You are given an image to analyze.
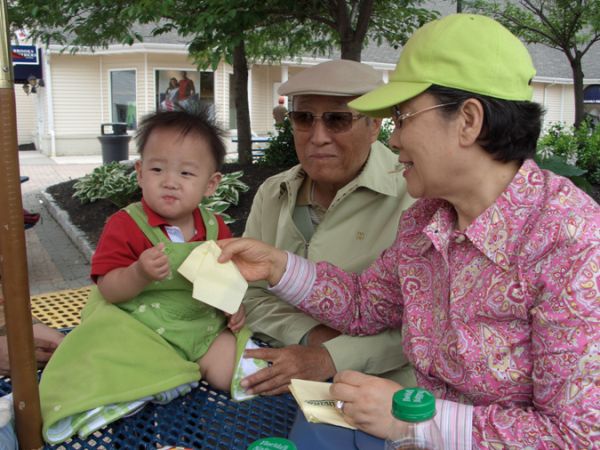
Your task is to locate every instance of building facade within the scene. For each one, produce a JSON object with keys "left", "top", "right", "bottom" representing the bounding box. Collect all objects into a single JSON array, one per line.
[{"left": 13, "top": 28, "right": 600, "bottom": 157}]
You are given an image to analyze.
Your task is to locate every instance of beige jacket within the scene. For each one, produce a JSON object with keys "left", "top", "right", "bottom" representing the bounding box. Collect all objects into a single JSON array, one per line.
[{"left": 243, "top": 141, "right": 416, "bottom": 385}]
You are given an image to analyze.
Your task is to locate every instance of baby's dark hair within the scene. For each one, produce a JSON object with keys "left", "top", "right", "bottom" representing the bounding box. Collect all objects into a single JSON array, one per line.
[{"left": 135, "top": 103, "right": 226, "bottom": 170}]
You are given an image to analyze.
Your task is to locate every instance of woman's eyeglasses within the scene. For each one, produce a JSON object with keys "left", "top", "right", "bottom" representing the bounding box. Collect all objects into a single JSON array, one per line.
[
  {"left": 288, "top": 111, "right": 365, "bottom": 133},
  {"left": 391, "top": 102, "right": 457, "bottom": 128}
]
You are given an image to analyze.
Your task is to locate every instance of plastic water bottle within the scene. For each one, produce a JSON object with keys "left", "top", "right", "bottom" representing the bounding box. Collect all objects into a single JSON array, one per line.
[{"left": 384, "top": 387, "right": 444, "bottom": 450}]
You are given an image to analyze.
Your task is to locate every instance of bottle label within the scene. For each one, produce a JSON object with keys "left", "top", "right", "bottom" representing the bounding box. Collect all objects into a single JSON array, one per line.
[{"left": 248, "top": 437, "right": 297, "bottom": 450}]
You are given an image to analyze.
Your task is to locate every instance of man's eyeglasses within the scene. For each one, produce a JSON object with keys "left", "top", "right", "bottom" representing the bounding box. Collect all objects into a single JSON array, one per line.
[
  {"left": 391, "top": 102, "right": 457, "bottom": 128},
  {"left": 288, "top": 111, "right": 365, "bottom": 133}
]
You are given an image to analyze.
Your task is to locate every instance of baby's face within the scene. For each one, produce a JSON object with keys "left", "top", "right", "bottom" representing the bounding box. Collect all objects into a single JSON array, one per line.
[{"left": 135, "top": 127, "right": 220, "bottom": 229}]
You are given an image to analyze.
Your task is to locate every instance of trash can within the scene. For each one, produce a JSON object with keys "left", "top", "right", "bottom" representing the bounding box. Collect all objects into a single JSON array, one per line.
[{"left": 98, "top": 123, "right": 131, "bottom": 164}]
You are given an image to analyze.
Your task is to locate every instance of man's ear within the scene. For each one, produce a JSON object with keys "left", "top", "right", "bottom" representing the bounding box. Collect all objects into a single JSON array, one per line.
[
  {"left": 457, "top": 99, "right": 484, "bottom": 147},
  {"left": 369, "top": 118, "right": 382, "bottom": 143},
  {"left": 204, "top": 172, "right": 222, "bottom": 197}
]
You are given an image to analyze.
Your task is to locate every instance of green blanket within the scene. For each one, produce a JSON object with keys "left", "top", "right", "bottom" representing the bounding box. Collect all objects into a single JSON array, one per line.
[{"left": 40, "top": 287, "right": 200, "bottom": 440}]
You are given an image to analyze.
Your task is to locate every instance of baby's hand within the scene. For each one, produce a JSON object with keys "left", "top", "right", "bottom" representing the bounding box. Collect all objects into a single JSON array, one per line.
[
  {"left": 226, "top": 304, "right": 246, "bottom": 333},
  {"left": 136, "top": 243, "right": 170, "bottom": 281}
]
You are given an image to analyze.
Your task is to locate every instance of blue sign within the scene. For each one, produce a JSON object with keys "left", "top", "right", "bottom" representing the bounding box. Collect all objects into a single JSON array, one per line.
[
  {"left": 11, "top": 45, "right": 39, "bottom": 65},
  {"left": 11, "top": 45, "right": 43, "bottom": 84}
]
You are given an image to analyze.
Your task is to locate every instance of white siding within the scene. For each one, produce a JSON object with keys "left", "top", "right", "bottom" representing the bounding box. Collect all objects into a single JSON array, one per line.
[
  {"left": 14, "top": 86, "right": 37, "bottom": 146},
  {"left": 37, "top": 52, "right": 231, "bottom": 155},
  {"left": 51, "top": 54, "right": 103, "bottom": 136},
  {"left": 251, "top": 64, "right": 281, "bottom": 135},
  {"left": 23, "top": 49, "right": 584, "bottom": 156},
  {"left": 214, "top": 61, "right": 231, "bottom": 129},
  {"left": 533, "top": 81, "right": 576, "bottom": 131}
]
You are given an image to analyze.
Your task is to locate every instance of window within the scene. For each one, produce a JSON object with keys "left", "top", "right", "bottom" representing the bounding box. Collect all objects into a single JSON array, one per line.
[
  {"left": 110, "top": 70, "right": 136, "bottom": 129},
  {"left": 199, "top": 72, "right": 214, "bottom": 104},
  {"left": 155, "top": 70, "right": 214, "bottom": 113}
]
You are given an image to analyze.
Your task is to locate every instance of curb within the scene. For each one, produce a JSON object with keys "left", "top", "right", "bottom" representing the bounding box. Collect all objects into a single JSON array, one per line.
[{"left": 41, "top": 189, "right": 95, "bottom": 263}]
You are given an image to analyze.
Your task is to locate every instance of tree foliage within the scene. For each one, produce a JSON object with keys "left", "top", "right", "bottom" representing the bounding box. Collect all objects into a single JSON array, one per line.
[
  {"left": 465, "top": 0, "right": 600, "bottom": 128},
  {"left": 9, "top": 0, "right": 436, "bottom": 163}
]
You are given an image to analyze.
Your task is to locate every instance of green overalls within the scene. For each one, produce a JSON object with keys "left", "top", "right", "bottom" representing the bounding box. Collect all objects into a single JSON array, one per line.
[{"left": 86, "top": 202, "right": 227, "bottom": 362}]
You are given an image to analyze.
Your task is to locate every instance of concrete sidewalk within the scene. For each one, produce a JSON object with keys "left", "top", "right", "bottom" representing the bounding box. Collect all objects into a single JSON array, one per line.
[{"left": 18, "top": 151, "right": 103, "bottom": 295}]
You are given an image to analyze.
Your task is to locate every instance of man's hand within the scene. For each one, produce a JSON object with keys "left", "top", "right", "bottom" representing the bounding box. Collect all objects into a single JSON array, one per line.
[
  {"left": 0, "top": 323, "right": 64, "bottom": 376},
  {"left": 0, "top": 336, "right": 57, "bottom": 375},
  {"left": 241, "top": 345, "right": 336, "bottom": 396},
  {"left": 33, "top": 337, "right": 60, "bottom": 368},
  {"left": 32, "top": 323, "right": 63, "bottom": 368}
]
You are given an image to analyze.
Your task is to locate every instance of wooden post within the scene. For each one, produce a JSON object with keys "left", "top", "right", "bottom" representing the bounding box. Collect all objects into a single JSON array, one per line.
[{"left": 0, "top": 0, "right": 44, "bottom": 448}]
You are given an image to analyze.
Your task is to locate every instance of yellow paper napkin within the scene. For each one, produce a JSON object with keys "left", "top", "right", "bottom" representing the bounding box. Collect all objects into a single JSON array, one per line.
[
  {"left": 177, "top": 240, "right": 248, "bottom": 314},
  {"left": 289, "top": 379, "right": 356, "bottom": 430}
]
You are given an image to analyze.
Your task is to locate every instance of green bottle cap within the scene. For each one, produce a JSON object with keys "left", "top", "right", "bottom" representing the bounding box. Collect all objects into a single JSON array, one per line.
[
  {"left": 247, "top": 437, "right": 297, "bottom": 450},
  {"left": 391, "top": 387, "right": 436, "bottom": 422}
]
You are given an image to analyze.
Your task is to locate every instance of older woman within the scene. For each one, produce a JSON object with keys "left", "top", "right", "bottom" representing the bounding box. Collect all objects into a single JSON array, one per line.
[{"left": 219, "top": 14, "right": 599, "bottom": 449}]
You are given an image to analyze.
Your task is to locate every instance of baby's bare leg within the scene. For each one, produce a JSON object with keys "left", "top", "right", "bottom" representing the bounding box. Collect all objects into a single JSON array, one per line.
[{"left": 197, "top": 330, "right": 236, "bottom": 391}]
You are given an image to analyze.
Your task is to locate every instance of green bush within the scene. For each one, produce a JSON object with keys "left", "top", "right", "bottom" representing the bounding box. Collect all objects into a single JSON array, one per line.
[
  {"left": 537, "top": 119, "right": 600, "bottom": 189},
  {"left": 73, "top": 162, "right": 138, "bottom": 208},
  {"left": 201, "top": 171, "right": 249, "bottom": 223},
  {"left": 260, "top": 118, "right": 298, "bottom": 168},
  {"left": 73, "top": 164, "right": 249, "bottom": 223},
  {"left": 377, "top": 118, "right": 394, "bottom": 148}
]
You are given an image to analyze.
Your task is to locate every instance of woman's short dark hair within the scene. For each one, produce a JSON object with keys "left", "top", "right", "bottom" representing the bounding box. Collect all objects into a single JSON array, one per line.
[
  {"left": 425, "top": 85, "right": 544, "bottom": 163},
  {"left": 135, "top": 102, "right": 226, "bottom": 170}
]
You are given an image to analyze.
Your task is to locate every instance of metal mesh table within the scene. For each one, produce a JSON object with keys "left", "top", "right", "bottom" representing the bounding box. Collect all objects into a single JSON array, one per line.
[
  {"left": 1, "top": 287, "right": 298, "bottom": 449},
  {"left": 1, "top": 377, "right": 297, "bottom": 449}
]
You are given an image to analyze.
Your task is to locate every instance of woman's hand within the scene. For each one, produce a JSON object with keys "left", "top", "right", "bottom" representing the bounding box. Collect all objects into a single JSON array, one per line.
[
  {"left": 330, "top": 370, "right": 403, "bottom": 439},
  {"left": 217, "top": 238, "right": 288, "bottom": 286}
]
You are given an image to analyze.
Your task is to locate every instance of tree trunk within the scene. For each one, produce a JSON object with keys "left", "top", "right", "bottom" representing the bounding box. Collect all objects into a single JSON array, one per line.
[
  {"left": 571, "top": 54, "right": 585, "bottom": 128},
  {"left": 337, "top": 0, "right": 372, "bottom": 62},
  {"left": 232, "top": 41, "right": 252, "bottom": 165},
  {"left": 340, "top": 39, "right": 362, "bottom": 61}
]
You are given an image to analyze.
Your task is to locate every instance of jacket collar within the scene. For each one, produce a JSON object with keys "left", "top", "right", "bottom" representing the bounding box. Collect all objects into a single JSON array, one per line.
[
  {"left": 466, "top": 159, "right": 541, "bottom": 270},
  {"left": 422, "top": 159, "right": 542, "bottom": 271}
]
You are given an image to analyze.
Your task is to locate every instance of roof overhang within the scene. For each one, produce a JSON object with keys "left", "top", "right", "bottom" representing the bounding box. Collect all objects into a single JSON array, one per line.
[{"left": 47, "top": 42, "right": 189, "bottom": 55}]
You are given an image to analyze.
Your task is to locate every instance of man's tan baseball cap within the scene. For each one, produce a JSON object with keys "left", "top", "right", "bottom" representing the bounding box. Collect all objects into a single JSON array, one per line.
[{"left": 278, "top": 60, "right": 382, "bottom": 97}]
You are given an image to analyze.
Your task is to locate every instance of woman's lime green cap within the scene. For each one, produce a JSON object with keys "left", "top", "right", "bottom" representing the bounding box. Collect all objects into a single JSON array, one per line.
[{"left": 349, "top": 14, "right": 536, "bottom": 117}]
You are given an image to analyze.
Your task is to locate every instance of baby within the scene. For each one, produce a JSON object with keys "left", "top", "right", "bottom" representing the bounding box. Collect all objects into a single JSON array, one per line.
[{"left": 91, "top": 106, "right": 251, "bottom": 391}]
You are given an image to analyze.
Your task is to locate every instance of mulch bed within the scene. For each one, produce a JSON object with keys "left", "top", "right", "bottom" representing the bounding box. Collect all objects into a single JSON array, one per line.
[
  {"left": 45, "top": 163, "right": 284, "bottom": 246},
  {"left": 45, "top": 161, "right": 600, "bottom": 248}
]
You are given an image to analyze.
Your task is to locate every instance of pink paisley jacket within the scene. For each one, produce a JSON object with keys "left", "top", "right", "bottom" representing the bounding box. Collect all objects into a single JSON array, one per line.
[{"left": 273, "top": 159, "right": 599, "bottom": 448}]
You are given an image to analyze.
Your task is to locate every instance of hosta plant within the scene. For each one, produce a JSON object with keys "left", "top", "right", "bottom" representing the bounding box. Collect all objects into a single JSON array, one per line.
[
  {"left": 201, "top": 171, "right": 249, "bottom": 223},
  {"left": 73, "top": 164, "right": 249, "bottom": 223},
  {"left": 72, "top": 162, "right": 138, "bottom": 208}
]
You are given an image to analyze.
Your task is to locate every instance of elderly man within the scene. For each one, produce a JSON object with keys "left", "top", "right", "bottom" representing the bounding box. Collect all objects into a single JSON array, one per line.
[{"left": 239, "top": 60, "right": 415, "bottom": 396}]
